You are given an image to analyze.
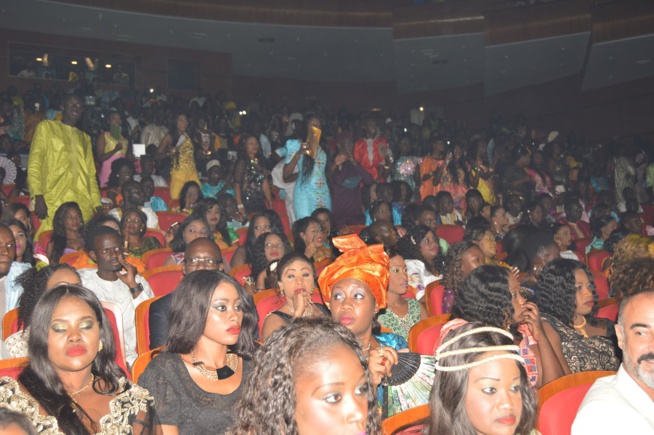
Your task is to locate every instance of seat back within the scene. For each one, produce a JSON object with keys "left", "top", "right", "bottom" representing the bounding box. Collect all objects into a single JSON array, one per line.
[
  {"left": 221, "top": 245, "right": 239, "bottom": 266},
  {"left": 574, "top": 238, "right": 591, "bottom": 258},
  {"left": 155, "top": 211, "right": 189, "bottom": 231},
  {"left": 407, "top": 314, "right": 451, "bottom": 354},
  {"left": 141, "top": 266, "right": 184, "bottom": 297},
  {"left": 381, "top": 404, "right": 430, "bottom": 435},
  {"left": 101, "top": 302, "right": 130, "bottom": 378},
  {"left": 314, "top": 257, "right": 332, "bottom": 276},
  {"left": 37, "top": 229, "right": 54, "bottom": 249},
  {"left": 255, "top": 293, "right": 285, "bottom": 336},
  {"left": 596, "top": 298, "right": 619, "bottom": 322},
  {"left": 435, "top": 224, "right": 465, "bottom": 245},
  {"left": 538, "top": 371, "right": 615, "bottom": 435},
  {"left": 587, "top": 250, "right": 610, "bottom": 273},
  {"left": 236, "top": 227, "right": 248, "bottom": 247},
  {"left": 142, "top": 247, "right": 174, "bottom": 270},
  {"left": 135, "top": 296, "right": 165, "bottom": 355},
  {"left": 347, "top": 224, "right": 366, "bottom": 236},
  {"left": 424, "top": 281, "right": 445, "bottom": 316},
  {"left": 145, "top": 228, "right": 166, "bottom": 246},
  {"left": 591, "top": 270, "right": 609, "bottom": 300},
  {"left": 132, "top": 347, "right": 164, "bottom": 383},
  {"left": 0, "top": 357, "right": 29, "bottom": 380},
  {"left": 153, "top": 187, "right": 171, "bottom": 206},
  {"left": 230, "top": 263, "right": 252, "bottom": 286},
  {"left": 2, "top": 307, "right": 20, "bottom": 340}
]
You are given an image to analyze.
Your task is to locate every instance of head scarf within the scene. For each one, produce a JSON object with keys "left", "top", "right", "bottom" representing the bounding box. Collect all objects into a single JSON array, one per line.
[{"left": 318, "top": 234, "right": 390, "bottom": 309}]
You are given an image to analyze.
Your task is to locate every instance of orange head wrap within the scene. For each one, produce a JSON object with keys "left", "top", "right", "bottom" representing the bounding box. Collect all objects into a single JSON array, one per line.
[{"left": 318, "top": 234, "right": 390, "bottom": 309}]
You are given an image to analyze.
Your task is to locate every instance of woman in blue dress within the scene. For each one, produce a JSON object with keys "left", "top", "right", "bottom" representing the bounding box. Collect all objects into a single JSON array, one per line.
[
  {"left": 282, "top": 116, "right": 331, "bottom": 220},
  {"left": 318, "top": 234, "right": 409, "bottom": 407}
]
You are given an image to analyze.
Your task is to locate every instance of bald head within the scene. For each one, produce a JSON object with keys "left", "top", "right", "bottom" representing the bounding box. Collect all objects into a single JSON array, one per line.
[
  {"left": 183, "top": 238, "right": 223, "bottom": 274},
  {"left": 369, "top": 220, "right": 398, "bottom": 248}
]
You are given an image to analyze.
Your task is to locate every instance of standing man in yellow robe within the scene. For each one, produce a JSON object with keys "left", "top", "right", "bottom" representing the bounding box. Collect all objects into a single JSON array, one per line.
[{"left": 28, "top": 94, "right": 102, "bottom": 237}]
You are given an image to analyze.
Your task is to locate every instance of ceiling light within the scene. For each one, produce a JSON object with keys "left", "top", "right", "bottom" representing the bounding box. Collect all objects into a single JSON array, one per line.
[
  {"left": 36, "top": 57, "right": 42, "bottom": 62},
  {"left": 105, "top": 64, "right": 112, "bottom": 68},
  {"left": 419, "top": 106, "right": 424, "bottom": 112},
  {"left": 71, "top": 60, "right": 78, "bottom": 65}
]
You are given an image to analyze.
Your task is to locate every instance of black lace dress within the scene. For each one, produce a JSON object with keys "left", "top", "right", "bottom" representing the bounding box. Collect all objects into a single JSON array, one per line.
[
  {"left": 138, "top": 352, "right": 251, "bottom": 434},
  {"left": 541, "top": 315, "right": 620, "bottom": 373}
]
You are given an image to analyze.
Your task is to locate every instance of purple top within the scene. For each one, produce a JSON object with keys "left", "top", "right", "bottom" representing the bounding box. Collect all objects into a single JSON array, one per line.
[{"left": 331, "top": 160, "right": 374, "bottom": 230}]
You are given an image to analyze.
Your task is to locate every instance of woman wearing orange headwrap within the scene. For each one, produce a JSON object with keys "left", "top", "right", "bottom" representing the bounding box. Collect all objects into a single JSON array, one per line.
[{"left": 319, "top": 234, "right": 408, "bottom": 388}]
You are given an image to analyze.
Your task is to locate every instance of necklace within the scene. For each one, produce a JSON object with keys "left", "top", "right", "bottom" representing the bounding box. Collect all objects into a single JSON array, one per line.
[
  {"left": 68, "top": 374, "right": 94, "bottom": 397},
  {"left": 191, "top": 351, "right": 239, "bottom": 381},
  {"left": 573, "top": 316, "right": 589, "bottom": 338},
  {"left": 287, "top": 302, "right": 314, "bottom": 317}
]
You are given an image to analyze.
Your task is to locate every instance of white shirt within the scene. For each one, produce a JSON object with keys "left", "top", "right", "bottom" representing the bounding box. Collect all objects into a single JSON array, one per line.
[
  {"left": 134, "top": 173, "right": 168, "bottom": 188},
  {"left": 108, "top": 206, "right": 159, "bottom": 230},
  {"left": 405, "top": 259, "right": 442, "bottom": 300},
  {"left": 79, "top": 269, "right": 154, "bottom": 365},
  {"left": 572, "top": 365, "right": 654, "bottom": 434}
]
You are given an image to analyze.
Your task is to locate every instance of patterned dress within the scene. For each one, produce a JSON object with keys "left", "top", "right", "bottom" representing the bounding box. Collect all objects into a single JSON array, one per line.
[
  {"left": 378, "top": 299, "right": 422, "bottom": 341},
  {"left": 285, "top": 139, "right": 331, "bottom": 219},
  {"left": 0, "top": 377, "right": 154, "bottom": 434},
  {"left": 541, "top": 315, "right": 619, "bottom": 373},
  {"left": 239, "top": 160, "right": 267, "bottom": 215},
  {"left": 392, "top": 156, "right": 422, "bottom": 192}
]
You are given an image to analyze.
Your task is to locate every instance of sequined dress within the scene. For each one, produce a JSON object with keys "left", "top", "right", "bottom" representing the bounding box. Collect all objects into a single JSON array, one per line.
[
  {"left": 0, "top": 376, "right": 154, "bottom": 434},
  {"left": 239, "top": 160, "right": 266, "bottom": 215}
]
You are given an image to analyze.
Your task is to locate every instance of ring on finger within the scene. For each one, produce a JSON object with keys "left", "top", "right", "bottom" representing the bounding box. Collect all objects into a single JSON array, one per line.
[{"left": 377, "top": 347, "right": 385, "bottom": 357}]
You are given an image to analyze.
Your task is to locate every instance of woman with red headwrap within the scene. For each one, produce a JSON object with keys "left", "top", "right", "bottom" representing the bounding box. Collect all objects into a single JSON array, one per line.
[{"left": 318, "top": 234, "right": 407, "bottom": 390}]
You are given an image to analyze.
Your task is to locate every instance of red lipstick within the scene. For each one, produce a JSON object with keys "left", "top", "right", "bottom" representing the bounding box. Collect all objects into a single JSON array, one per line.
[
  {"left": 66, "top": 346, "right": 87, "bottom": 357},
  {"left": 227, "top": 326, "right": 241, "bottom": 335}
]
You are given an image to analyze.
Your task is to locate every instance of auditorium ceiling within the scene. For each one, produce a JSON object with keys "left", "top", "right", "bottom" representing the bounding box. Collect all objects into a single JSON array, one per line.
[{"left": 1, "top": 0, "right": 653, "bottom": 95}]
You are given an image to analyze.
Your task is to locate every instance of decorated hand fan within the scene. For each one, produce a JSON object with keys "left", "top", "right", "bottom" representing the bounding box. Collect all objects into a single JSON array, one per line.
[
  {"left": 382, "top": 353, "right": 436, "bottom": 419},
  {"left": 304, "top": 126, "right": 321, "bottom": 159},
  {"left": 0, "top": 157, "right": 17, "bottom": 185}
]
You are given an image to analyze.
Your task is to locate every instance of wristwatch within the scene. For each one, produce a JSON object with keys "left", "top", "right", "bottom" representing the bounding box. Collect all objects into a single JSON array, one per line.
[{"left": 129, "top": 283, "right": 143, "bottom": 295}]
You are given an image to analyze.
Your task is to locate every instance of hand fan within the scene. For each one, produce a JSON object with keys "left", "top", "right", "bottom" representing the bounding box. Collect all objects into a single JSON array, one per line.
[
  {"left": 0, "top": 157, "right": 17, "bottom": 185},
  {"left": 381, "top": 352, "right": 436, "bottom": 419}
]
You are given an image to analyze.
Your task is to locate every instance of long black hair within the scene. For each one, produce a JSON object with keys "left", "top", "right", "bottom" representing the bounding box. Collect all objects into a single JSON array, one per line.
[
  {"left": 50, "top": 202, "right": 83, "bottom": 265},
  {"left": 452, "top": 265, "right": 513, "bottom": 329},
  {"left": 250, "top": 232, "right": 293, "bottom": 283},
  {"left": 292, "top": 217, "right": 320, "bottom": 257},
  {"left": 192, "top": 197, "right": 232, "bottom": 244},
  {"left": 19, "top": 285, "right": 125, "bottom": 435},
  {"left": 6, "top": 218, "right": 34, "bottom": 265},
  {"left": 244, "top": 210, "right": 285, "bottom": 263},
  {"left": 169, "top": 214, "right": 211, "bottom": 253},
  {"left": 166, "top": 270, "right": 258, "bottom": 359}
]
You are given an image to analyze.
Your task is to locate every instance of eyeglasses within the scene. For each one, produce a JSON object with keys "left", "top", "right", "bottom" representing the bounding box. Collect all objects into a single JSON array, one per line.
[
  {"left": 186, "top": 257, "right": 221, "bottom": 267},
  {"left": 265, "top": 243, "right": 284, "bottom": 249}
]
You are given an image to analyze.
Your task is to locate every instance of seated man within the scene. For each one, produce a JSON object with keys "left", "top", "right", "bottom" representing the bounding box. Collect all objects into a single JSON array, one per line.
[
  {"left": 572, "top": 289, "right": 654, "bottom": 433},
  {"left": 148, "top": 238, "right": 223, "bottom": 349},
  {"left": 79, "top": 226, "right": 155, "bottom": 366},
  {"left": 108, "top": 180, "right": 159, "bottom": 229},
  {"left": 561, "top": 198, "right": 591, "bottom": 240},
  {"left": 368, "top": 220, "right": 399, "bottom": 249}
]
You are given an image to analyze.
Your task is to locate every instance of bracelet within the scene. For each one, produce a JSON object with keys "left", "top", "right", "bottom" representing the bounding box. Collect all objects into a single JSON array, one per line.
[{"left": 237, "top": 204, "right": 244, "bottom": 209}]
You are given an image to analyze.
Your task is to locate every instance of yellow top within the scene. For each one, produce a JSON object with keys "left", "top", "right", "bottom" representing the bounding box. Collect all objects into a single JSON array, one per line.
[
  {"left": 28, "top": 120, "right": 102, "bottom": 236},
  {"left": 171, "top": 134, "right": 197, "bottom": 176}
]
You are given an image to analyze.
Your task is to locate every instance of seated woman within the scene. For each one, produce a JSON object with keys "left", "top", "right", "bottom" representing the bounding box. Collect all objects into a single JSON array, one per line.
[
  {"left": 520, "top": 231, "right": 561, "bottom": 283},
  {"left": 230, "top": 210, "right": 285, "bottom": 268},
  {"left": 139, "top": 270, "right": 257, "bottom": 433},
  {"left": 192, "top": 198, "right": 237, "bottom": 250},
  {"left": 121, "top": 207, "right": 162, "bottom": 259},
  {"left": 6, "top": 219, "right": 35, "bottom": 266},
  {"left": 536, "top": 258, "right": 620, "bottom": 373},
  {"left": 607, "top": 233, "right": 652, "bottom": 280},
  {"left": 490, "top": 205, "right": 510, "bottom": 240},
  {"left": 247, "top": 232, "right": 292, "bottom": 294},
  {"left": 440, "top": 241, "right": 485, "bottom": 314},
  {"left": 428, "top": 322, "right": 537, "bottom": 435},
  {"left": 0, "top": 285, "right": 154, "bottom": 432},
  {"left": 171, "top": 180, "right": 203, "bottom": 214},
  {"left": 318, "top": 234, "right": 405, "bottom": 403},
  {"left": 365, "top": 199, "right": 399, "bottom": 226},
  {"left": 551, "top": 222, "right": 582, "bottom": 261},
  {"left": 465, "top": 217, "right": 509, "bottom": 268},
  {"left": 1, "top": 202, "right": 34, "bottom": 238},
  {"left": 586, "top": 214, "right": 618, "bottom": 254},
  {"left": 377, "top": 250, "right": 427, "bottom": 340},
  {"left": 163, "top": 214, "right": 211, "bottom": 266},
  {"left": 229, "top": 318, "right": 378, "bottom": 434},
  {"left": 4, "top": 265, "right": 81, "bottom": 358},
  {"left": 261, "top": 253, "right": 329, "bottom": 342},
  {"left": 447, "top": 265, "right": 564, "bottom": 388},
  {"left": 311, "top": 207, "right": 336, "bottom": 250},
  {"left": 105, "top": 157, "right": 135, "bottom": 208},
  {"left": 396, "top": 225, "right": 443, "bottom": 300},
  {"left": 292, "top": 217, "right": 332, "bottom": 263},
  {"left": 46, "top": 202, "right": 85, "bottom": 265}
]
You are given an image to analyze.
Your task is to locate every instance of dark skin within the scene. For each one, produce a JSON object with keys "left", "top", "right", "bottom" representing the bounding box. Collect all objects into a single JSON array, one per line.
[
  {"left": 421, "top": 140, "right": 450, "bottom": 185},
  {"left": 35, "top": 96, "right": 103, "bottom": 219},
  {"left": 89, "top": 233, "right": 142, "bottom": 299}
]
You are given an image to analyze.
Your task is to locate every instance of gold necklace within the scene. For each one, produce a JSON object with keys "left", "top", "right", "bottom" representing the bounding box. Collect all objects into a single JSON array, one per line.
[
  {"left": 191, "top": 351, "right": 239, "bottom": 381},
  {"left": 573, "top": 316, "right": 589, "bottom": 338},
  {"left": 68, "top": 374, "right": 94, "bottom": 410}
]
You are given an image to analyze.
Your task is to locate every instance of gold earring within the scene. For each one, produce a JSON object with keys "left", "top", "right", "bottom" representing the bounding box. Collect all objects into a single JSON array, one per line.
[{"left": 98, "top": 341, "right": 103, "bottom": 352}]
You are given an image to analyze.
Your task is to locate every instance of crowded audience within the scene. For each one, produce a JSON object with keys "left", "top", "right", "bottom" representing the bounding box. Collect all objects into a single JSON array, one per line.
[{"left": 0, "top": 79, "right": 653, "bottom": 433}]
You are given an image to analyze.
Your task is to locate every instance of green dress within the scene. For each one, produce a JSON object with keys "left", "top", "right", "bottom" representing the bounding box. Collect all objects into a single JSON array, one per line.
[{"left": 378, "top": 298, "right": 422, "bottom": 341}]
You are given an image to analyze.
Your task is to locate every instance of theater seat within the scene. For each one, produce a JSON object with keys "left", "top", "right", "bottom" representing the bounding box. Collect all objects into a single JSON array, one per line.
[
  {"left": 587, "top": 250, "right": 610, "bottom": 273},
  {"left": 407, "top": 314, "right": 451, "bottom": 355},
  {"left": 141, "top": 266, "right": 184, "bottom": 297},
  {"left": 538, "top": 371, "right": 615, "bottom": 435},
  {"left": 424, "top": 281, "right": 445, "bottom": 316},
  {"left": 435, "top": 225, "right": 464, "bottom": 245},
  {"left": 0, "top": 357, "right": 29, "bottom": 380}
]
